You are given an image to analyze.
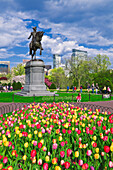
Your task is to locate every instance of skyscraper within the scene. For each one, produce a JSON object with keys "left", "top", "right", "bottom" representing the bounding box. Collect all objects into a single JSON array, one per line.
[
  {"left": 71, "top": 49, "right": 87, "bottom": 64},
  {"left": 53, "top": 54, "right": 61, "bottom": 68}
]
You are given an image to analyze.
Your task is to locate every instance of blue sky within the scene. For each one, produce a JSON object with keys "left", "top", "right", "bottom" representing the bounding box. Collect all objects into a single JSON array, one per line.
[{"left": 0, "top": 0, "right": 113, "bottom": 68}]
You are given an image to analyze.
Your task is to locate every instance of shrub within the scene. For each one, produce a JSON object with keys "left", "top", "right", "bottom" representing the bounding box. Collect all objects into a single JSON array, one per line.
[
  {"left": 12, "top": 81, "right": 22, "bottom": 90},
  {"left": 49, "top": 83, "right": 56, "bottom": 89}
]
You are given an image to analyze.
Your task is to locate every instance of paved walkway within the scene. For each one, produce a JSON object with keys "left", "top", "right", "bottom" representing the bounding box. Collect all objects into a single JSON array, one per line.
[
  {"left": 0, "top": 101, "right": 113, "bottom": 108},
  {"left": 0, "top": 101, "right": 113, "bottom": 114}
]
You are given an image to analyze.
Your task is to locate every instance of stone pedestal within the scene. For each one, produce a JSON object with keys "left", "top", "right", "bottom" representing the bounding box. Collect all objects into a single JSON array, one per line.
[{"left": 16, "top": 59, "right": 56, "bottom": 96}]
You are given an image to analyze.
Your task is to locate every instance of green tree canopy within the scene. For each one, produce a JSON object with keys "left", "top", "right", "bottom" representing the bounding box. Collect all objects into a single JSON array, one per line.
[
  {"left": 49, "top": 67, "right": 68, "bottom": 89},
  {"left": 13, "top": 64, "right": 25, "bottom": 76}
]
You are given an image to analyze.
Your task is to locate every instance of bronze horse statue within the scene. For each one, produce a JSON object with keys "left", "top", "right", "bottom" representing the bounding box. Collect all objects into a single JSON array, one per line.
[{"left": 29, "top": 31, "right": 44, "bottom": 60}]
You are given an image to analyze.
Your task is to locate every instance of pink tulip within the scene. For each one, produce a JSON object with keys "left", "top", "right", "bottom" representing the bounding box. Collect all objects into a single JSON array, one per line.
[
  {"left": 86, "top": 150, "right": 92, "bottom": 156},
  {"left": 109, "top": 161, "right": 113, "bottom": 168},
  {"left": 52, "top": 143, "right": 58, "bottom": 150},
  {"left": 78, "top": 159, "right": 83, "bottom": 166},
  {"left": 60, "top": 151, "right": 65, "bottom": 158},
  {"left": 33, "top": 141, "right": 37, "bottom": 146},
  {"left": 3, "top": 156, "right": 8, "bottom": 163}
]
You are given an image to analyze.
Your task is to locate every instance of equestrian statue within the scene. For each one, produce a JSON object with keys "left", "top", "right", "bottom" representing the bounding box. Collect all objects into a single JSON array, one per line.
[{"left": 28, "top": 26, "right": 44, "bottom": 60}]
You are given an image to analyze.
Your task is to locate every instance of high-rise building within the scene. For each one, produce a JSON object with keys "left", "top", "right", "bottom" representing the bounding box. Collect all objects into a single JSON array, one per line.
[
  {"left": 53, "top": 54, "right": 61, "bottom": 68},
  {"left": 71, "top": 49, "right": 87, "bottom": 64},
  {"left": 0, "top": 61, "right": 10, "bottom": 74}
]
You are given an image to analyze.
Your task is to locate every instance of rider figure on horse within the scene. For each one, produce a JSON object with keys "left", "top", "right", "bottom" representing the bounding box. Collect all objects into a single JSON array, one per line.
[
  {"left": 28, "top": 26, "right": 44, "bottom": 58},
  {"left": 28, "top": 26, "right": 37, "bottom": 55}
]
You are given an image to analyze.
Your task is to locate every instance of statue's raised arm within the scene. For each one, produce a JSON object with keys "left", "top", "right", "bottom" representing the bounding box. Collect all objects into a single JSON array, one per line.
[{"left": 28, "top": 26, "right": 44, "bottom": 60}]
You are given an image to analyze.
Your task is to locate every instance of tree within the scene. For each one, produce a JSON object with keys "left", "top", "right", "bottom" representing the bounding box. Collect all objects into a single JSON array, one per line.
[
  {"left": 13, "top": 64, "right": 25, "bottom": 76},
  {"left": 69, "top": 58, "right": 95, "bottom": 88},
  {"left": 94, "top": 54, "right": 111, "bottom": 72},
  {"left": 49, "top": 67, "right": 68, "bottom": 89}
]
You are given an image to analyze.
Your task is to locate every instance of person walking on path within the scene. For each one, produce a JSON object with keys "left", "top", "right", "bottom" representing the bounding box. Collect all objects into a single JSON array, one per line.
[
  {"left": 67, "top": 86, "right": 69, "bottom": 92},
  {"left": 95, "top": 83, "right": 99, "bottom": 94},
  {"left": 76, "top": 93, "right": 81, "bottom": 102},
  {"left": 91, "top": 83, "right": 95, "bottom": 94},
  {"left": 80, "top": 85, "right": 83, "bottom": 93}
]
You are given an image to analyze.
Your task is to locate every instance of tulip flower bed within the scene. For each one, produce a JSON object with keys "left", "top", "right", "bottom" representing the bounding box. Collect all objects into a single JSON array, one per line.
[{"left": 0, "top": 102, "right": 113, "bottom": 170}]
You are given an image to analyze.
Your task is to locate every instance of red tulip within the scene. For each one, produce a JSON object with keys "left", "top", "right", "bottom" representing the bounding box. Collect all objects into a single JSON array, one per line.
[
  {"left": 103, "top": 126, "right": 106, "bottom": 130},
  {"left": 30, "top": 150, "right": 37, "bottom": 157},
  {"left": 37, "top": 124, "right": 41, "bottom": 129},
  {"left": 38, "top": 142, "right": 42, "bottom": 148},
  {"left": 67, "top": 149, "right": 72, "bottom": 157},
  {"left": 89, "top": 130, "right": 93, "bottom": 135},
  {"left": 64, "top": 162, "right": 70, "bottom": 169},
  {"left": 0, "top": 155, "right": 3, "bottom": 160},
  {"left": 92, "top": 142, "right": 97, "bottom": 147},
  {"left": 104, "top": 146, "right": 110, "bottom": 153},
  {"left": 110, "top": 127, "right": 113, "bottom": 134},
  {"left": 82, "top": 163, "right": 89, "bottom": 169},
  {"left": 43, "top": 163, "right": 48, "bottom": 170}
]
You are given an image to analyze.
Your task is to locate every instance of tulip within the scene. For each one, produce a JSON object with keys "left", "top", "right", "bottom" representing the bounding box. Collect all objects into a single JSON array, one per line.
[
  {"left": 104, "top": 146, "right": 110, "bottom": 153},
  {"left": 60, "top": 160, "right": 65, "bottom": 165},
  {"left": 78, "top": 159, "right": 83, "bottom": 166},
  {"left": 67, "top": 149, "right": 72, "bottom": 157},
  {"left": 55, "top": 166, "right": 61, "bottom": 170},
  {"left": 45, "top": 156, "right": 50, "bottom": 162},
  {"left": 52, "top": 143, "right": 58, "bottom": 150},
  {"left": 75, "top": 151, "right": 79, "bottom": 157},
  {"left": 24, "top": 142, "right": 28, "bottom": 148},
  {"left": 38, "top": 159, "right": 42, "bottom": 165},
  {"left": 52, "top": 158, "right": 57, "bottom": 164},
  {"left": 7, "top": 166, "right": 13, "bottom": 170},
  {"left": 22, "top": 155, "right": 27, "bottom": 161},
  {"left": 94, "top": 154, "right": 99, "bottom": 159},
  {"left": 43, "top": 163, "right": 48, "bottom": 170},
  {"left": 60, "top": 151, "right": 65, "bottom": 158},
  {"left": 3, "top": 156, "right": 8, "bottom": 163},
  {"left": 30, "top": 150, "right": 37, "bottom": 157},
  {"left": 61, "top": 141, "right": 65, "bottom": 147},
  {"left": 38, "top": 142, "right": 42, "bottom": 148},
  {"left": 90, "top": 166, "right": 95, "bottom": 170},
  {"left": 64, "top": 162, "right": 70, "bottom": 169},
  {"left": 109, "top": 161, "right": 113, "bottom": 168},
  {"left": 82, "top": 163, "right": 89, "bottom": 169},
  {"left": 86, "top": 150, "right": 92, "bottom": 156}
]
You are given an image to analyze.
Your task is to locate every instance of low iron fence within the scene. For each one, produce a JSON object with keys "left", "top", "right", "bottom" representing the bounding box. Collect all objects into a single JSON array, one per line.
[{"left": 0, "top": 102, "right": 113, "bottom": 115}]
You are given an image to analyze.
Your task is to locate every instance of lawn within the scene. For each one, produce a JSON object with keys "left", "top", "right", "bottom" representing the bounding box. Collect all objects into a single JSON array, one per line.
[{"left": 0, "top": 91, "right": 113, "bottom": 103}]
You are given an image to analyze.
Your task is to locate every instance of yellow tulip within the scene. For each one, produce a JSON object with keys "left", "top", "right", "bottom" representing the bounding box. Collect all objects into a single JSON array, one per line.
[
  {"left": 55, "top": 166, "right": 61, "bottom": 170},
  {"left": 110, "top": 144, "right": 113, "bottom": 152},
  {"left": 93, "top": 136, "right": 97, "bottom": 141},
  {"left": 95, "top": 148, "right": 99, "bottom": 153},
  {"left": 94, "top": 154, "right": 99, "bottom": 159},
  {"left": 28, "top": 134, "right": 32, "bottom": 138},
  {"left": 0, "top": 163, "right": 3, "bottom": 169},
  {"left": 38, "top": 132, "right": 42, "bottom": 137},
  {"left": 59, "top": 136, "right": 62, "bottom": 141},
  {"left": 75, "top": 151, "right": 79, "bottom": 157},
  {"left": 23, "top": 155, "right": 27, "bottom": 161},
  {"left": 34, "top": 130, "right": 38, "bottom": 135},
  {"left": 24, "top": 142, "right": 28, "bottom": 148},
  {"left": 45, "top": 156, "right": 50, "bottom": 162}
]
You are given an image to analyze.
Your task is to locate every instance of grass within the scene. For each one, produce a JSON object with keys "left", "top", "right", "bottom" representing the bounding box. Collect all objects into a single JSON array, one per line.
[{"left": 0, "top": 91, "right": 113, "bottom": 103}]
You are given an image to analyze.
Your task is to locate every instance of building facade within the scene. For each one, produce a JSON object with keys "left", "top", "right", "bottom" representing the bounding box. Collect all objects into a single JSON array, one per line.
[
  {"left": 53, "top": 54, "right": 61, "bottom": 68},
  {"left": 0, "top": 61, "right": 10, "bottom": 74},
  {"left": 71, "top": 49, "right": 87, "bottom": 64}
]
